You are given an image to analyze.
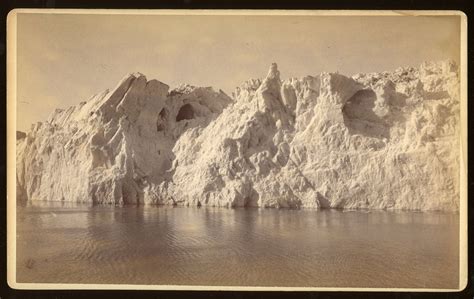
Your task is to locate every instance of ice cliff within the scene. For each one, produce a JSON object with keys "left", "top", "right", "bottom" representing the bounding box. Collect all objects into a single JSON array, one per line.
[{"left": 16, "top": 61, "right": 460, "bottom": 211}]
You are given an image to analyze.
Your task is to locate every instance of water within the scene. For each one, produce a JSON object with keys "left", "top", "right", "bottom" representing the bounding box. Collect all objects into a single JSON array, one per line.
[{"left": 16, "top": 201, "right": 459, "bottom": 289}]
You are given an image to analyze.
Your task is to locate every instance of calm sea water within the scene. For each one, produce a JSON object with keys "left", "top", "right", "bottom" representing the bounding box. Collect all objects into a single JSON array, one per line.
[{"left": 16, "top": 201, "right": 459, "bottom": 288}]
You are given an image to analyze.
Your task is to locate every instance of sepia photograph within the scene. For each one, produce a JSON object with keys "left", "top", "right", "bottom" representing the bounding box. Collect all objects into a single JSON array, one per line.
[{"left": 6, "top": 10, "right": 467, "bottom": 291}]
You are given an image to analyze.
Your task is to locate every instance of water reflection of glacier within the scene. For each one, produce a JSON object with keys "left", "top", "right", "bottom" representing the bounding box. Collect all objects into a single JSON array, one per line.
[{"left": 16, "top": 202, "right": 459, "bottom": 288}]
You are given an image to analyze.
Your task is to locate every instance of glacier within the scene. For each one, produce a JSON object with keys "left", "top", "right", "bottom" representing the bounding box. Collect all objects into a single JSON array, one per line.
[{"left": 16, "top": 61, "right": 460, "bottom": 211}]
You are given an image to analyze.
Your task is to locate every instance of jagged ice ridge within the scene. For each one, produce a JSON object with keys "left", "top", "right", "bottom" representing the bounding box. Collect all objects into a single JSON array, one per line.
[{"left": 16, "top": 61, "right": 461, "bottom": 211}]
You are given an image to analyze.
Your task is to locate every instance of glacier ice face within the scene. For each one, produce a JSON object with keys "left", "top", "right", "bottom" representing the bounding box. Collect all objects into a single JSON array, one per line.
[{"left": 16, "top": 61, "right": 461, "bottom": 211}]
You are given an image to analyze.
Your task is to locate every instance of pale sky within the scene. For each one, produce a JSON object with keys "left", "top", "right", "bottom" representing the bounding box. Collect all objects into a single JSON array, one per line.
[{"left": 15, "top": 12, "right": 461, "bottom": 132}]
